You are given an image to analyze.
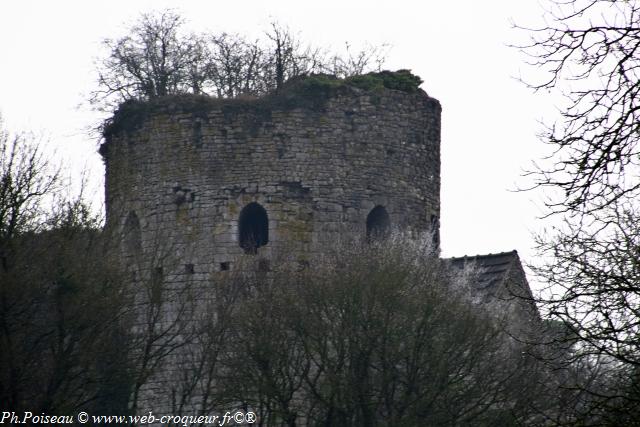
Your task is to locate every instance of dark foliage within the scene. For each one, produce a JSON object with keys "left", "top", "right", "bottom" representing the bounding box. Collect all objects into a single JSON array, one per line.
[
  {"left": 172, "top": 236, "right": 548, "bottom": 426},
  {"left": 0, "top": 122, "right": 130, "bottom": 415}
]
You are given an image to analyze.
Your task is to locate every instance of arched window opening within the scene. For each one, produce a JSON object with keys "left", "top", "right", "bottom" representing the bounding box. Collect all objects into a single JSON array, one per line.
[
  {"left": 151, "top": 267, "right": 163, "bottom": 305},
  {"left": 430, "top": 214, "right": 440, "bottom": 248},
  {"left": 123, "top": 211, "right": 141, "bottom": 257},
  {"left": 366, "top": 205, "right": 390, "bottom": 242},
  {"left": 239, "top": 202, "right": 269, "bottom": 254}
]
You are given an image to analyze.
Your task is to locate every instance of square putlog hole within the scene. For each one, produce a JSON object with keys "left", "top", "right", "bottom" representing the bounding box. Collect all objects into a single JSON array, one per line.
[
  {"left": 220, "top": 262, "right": 230, "bottom": 271},
  {"left": 258, "top": 259, "right": 271, "bottom": 272}
]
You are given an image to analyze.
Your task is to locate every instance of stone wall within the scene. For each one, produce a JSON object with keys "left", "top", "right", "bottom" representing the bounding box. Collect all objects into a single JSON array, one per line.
[
  {"left": 102, "top": 83, "right": 442, "bottom": 275},
  {"left": 101, "top": 80, "right": 442, "bottom": 413}
]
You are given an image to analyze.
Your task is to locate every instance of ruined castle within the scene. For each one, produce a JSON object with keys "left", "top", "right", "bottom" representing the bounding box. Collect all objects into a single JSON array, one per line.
[
  {"left": 100, "top": 71, "right": 539, "bottom": 413},
  {"left": 101, "top": 72, "right": 441, "bottom": 271}
]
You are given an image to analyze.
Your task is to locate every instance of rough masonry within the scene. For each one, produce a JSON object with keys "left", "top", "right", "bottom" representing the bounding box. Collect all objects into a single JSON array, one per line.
[
  {"left": 101, "top": 74, "right": 441, "bottom": 274},
  {"left": 100, "top": 72, "right": 539, "bottom": 414}
]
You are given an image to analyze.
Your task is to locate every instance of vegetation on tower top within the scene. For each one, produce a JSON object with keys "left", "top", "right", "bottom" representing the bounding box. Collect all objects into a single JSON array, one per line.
[{"left": 101, "top": 70, "right": 425, "bottom": 141}]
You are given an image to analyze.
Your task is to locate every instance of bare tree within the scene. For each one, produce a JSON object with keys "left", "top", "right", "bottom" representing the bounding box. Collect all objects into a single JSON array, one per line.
[
  {"left": 261, "top": 22, "right": 327, "bottom": 92},
  {"left": 519, "top": 0, "right": 640, "bottom": 214},
  {"left": 91, "top": 11, "right": 390, "bottom": 110},
  {"left": 0, "top": 120, "right": 129, "bottom": 414},
  {"left": 92, "top": 10, "right": 198, "bottom": 110},
  {"left": 184, "top": 34, "right": 213, "bottom": 96},
  {"left": 201, "top": 235, "right": 546, "bottom": 426},
  {"left": 518, "top": 0, "right": 640, "bottom": 421},
  {"left": 327, "top": 42, "right": 389, "bottom": 78},
  {"left": 207, "top": 33, "right": 264, "bottom": 98},
  {"left": 0, "top": 121, "right": 58, "bottom": 250},
  {"left": 114, "top": 218, "right": 211, "bottom": 420}
]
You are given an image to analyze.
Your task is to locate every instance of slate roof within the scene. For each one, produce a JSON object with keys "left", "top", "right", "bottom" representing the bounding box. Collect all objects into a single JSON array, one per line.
[
  {"left": 447, "top": 250, "right": 520, "bottom": 291},
  {"left": 446, "top": 250, "right": 541, "bottom": 324}
]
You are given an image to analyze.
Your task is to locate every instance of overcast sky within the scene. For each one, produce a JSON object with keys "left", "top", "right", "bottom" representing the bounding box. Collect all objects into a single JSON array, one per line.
[{"left": 0, "top": 1, "right": 557, "bottom": 277}]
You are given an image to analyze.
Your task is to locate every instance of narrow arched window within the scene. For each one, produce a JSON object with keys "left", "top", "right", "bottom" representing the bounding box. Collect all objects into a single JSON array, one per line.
[
  {"left": 239, "top": 202, "right": 269, "bottom": 254},
  {"left": 366, "top": 205, "right": 390, "bottom": 241},
  {"left": 123, "top": 211, "right": 141, "bottom": 257},
  {"left": 430, "top": 214, "right": 440, "bottom": 248}
]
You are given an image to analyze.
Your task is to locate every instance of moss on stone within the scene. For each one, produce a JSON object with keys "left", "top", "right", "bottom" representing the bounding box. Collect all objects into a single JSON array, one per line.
[
  {"left": 101, "top": 70, "right": 424, "bottom": 144},
  {"left": 347, "top": 70, "right": 423, "bottom": 93},
  {"left": 228, "top": 202, "right": 238, "bottom": 216},
  {"left": 281, "top": 219, "right": 313, "bottom": 242}
]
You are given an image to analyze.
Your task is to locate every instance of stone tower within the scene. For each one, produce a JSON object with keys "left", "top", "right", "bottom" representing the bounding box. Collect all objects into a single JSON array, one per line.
[
  {"left": 101, "top": 73, "right": 442, "bottom": 273},
  {"left": 99, "top": 72, "right": 541, "bottom": 415}
]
